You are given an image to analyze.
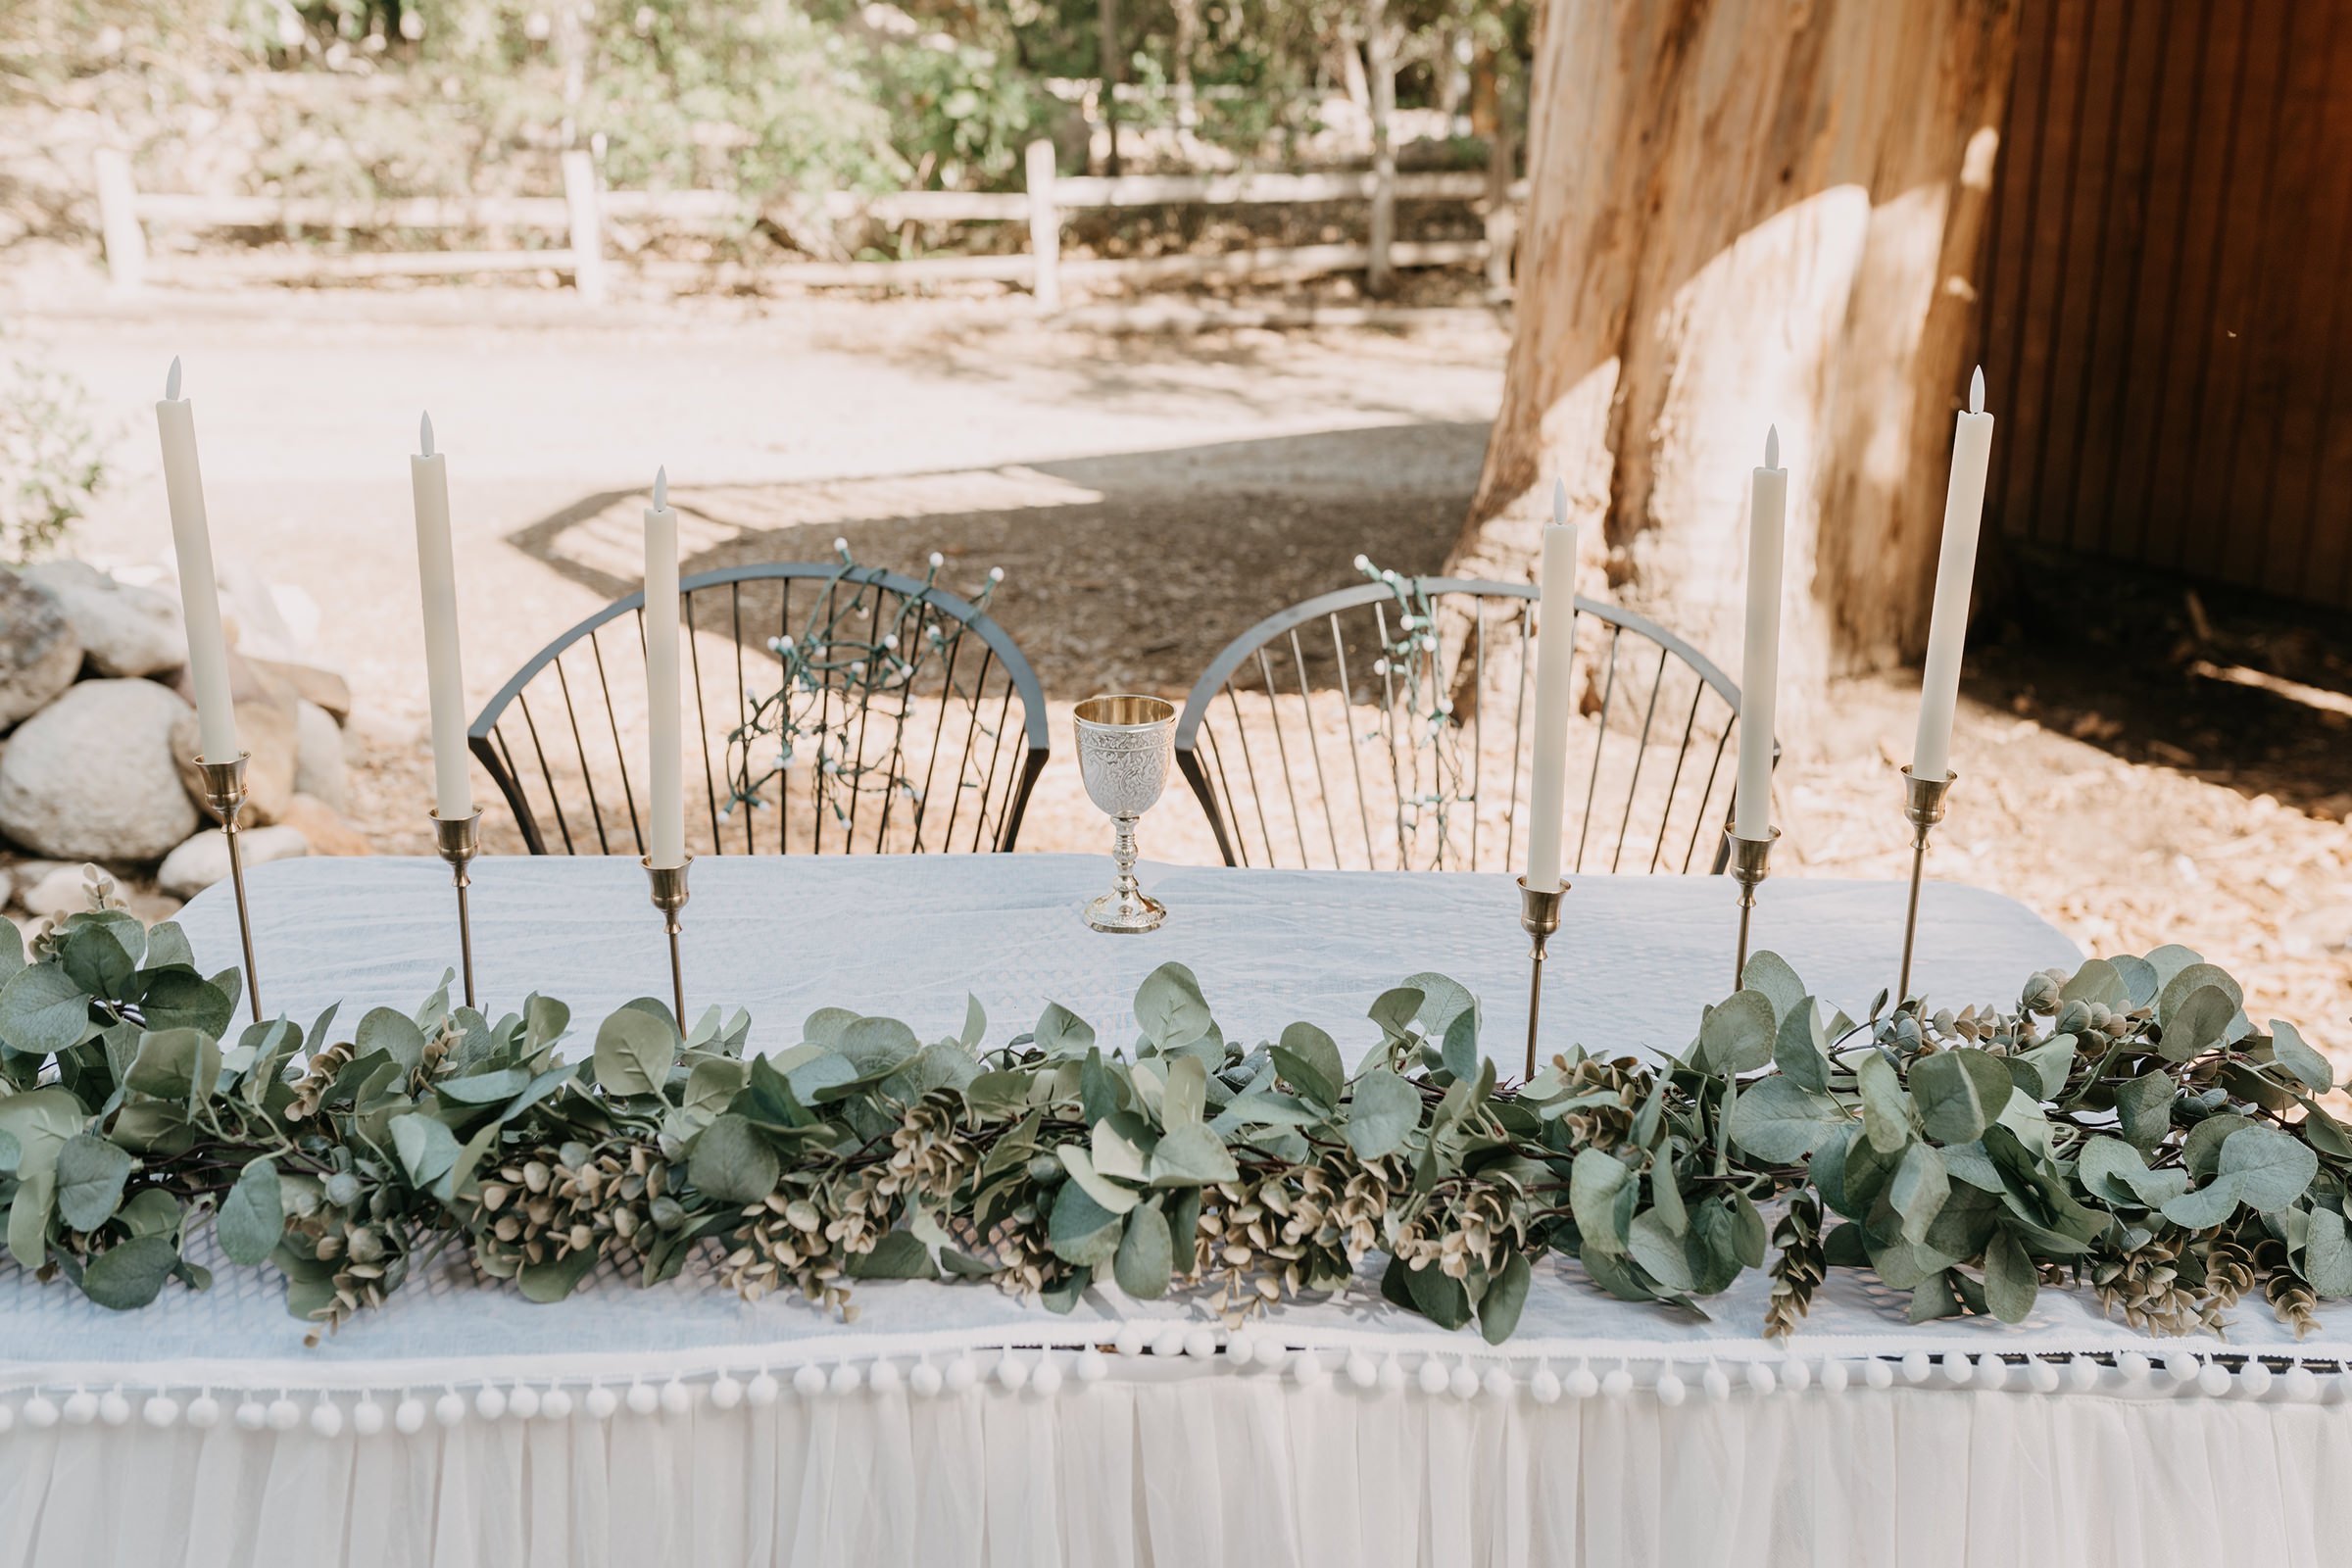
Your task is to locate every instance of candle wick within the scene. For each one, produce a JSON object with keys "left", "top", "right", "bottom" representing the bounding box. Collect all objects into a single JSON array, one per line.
[
  {"left": 419, "top": 411, "right": 434, "bottom": 459},
  {"left": 165, "top": 356, "right": 181, "bottom": 401},
  {"left": 1970, "top": 365, "right": 1985, "bottom": 416},
  {"left": 654, "top": 466, "right": 668, "bottom": 511},
  {"left": 1765, "top": 424, "right": 1780, "bottom": 471}
]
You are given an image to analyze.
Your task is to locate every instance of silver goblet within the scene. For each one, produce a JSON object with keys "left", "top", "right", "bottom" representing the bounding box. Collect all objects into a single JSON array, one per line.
[{"left": 1074, "top": 693, "right": 1177, "bottom": 933}]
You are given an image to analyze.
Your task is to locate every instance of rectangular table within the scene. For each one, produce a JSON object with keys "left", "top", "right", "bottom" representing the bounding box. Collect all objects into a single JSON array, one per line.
[{"left": 1, "top": 857, "right": 2341, "bottom": 1568}]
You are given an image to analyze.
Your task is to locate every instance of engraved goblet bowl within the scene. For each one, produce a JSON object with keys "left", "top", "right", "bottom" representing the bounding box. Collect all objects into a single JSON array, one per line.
[{"left": 1073, "top": 693, "right": 1177, "bottom": 933}]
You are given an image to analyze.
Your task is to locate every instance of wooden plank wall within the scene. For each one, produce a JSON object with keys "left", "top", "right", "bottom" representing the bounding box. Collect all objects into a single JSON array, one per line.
[{"left": 1978, "top": 0, "right": 2352, "bottom": 611}]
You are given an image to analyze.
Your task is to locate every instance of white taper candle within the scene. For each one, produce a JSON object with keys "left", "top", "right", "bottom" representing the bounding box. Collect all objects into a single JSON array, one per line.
[
  {"left": 1525, "top": 480, "right": 1582, "bottom": 894},
  {"left": 644, "top": 467, "right": 685, "bottom": 868},
  {"left": 155, "top": 357, "right": 240, "bottom": 763},
  {"left": 1734, "top": 426, "right": 1788, "bottom": 841},
  {"left": 411, "top": 414, "right": 473, "bottom": 819},
  {"left": 1911, "top": 368, "right": 1994, "bottom": 782}
]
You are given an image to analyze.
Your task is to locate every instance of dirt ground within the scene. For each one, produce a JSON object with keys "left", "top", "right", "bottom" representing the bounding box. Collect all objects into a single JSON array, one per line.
[{"left": 18, "top": 284, "right": 2352, "bottom": 1049}]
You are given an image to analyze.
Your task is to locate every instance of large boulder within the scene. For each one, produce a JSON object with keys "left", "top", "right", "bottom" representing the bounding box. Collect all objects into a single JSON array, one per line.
[
  {"left": 278, "top": 792, "right": 370, "bottom": 857},
  {"left": 0, "top": 679, "right": 200, "bottom": 860},
  {"left": 167, "top": 652, "right": 299, "bottom": 825},
  {"left": 0, "top": 570, "right": 81, "bottom": 727},
  {"left": 18, "top": 562, "right": 185, "bottom": 679},
  {"left": 294, "top": 700, "right": 347, "bottom": 809},
  {"left": 157, "top": 823, "right": 309, "bottom": 899}
]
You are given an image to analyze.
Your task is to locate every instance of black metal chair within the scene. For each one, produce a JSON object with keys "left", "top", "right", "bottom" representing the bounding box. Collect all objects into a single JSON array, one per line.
[
  {"left": 1174, "top": 576, "right": 1763, "bottom": 875},
  {"left": 471, "top": 563, "right": 1049, "bottom": 858}
]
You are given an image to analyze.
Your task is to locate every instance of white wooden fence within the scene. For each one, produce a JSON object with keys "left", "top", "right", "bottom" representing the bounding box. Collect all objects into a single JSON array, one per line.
[{"left": 92, "top": 141, "right": 1524, "bottom": 306}]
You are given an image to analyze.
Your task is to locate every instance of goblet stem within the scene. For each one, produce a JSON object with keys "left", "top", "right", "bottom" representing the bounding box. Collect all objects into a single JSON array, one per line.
[{"left": 1111, "top": 814, "right": 1141, "bottom": 900}]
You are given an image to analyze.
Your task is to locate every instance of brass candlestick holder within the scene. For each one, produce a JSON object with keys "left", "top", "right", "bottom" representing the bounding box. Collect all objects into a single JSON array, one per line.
[
  {"left": 643, "top": 856, "right": 693, "bottom": 1026},
  {"left": 1517, "top": 876, "right": 1566, "bottom": 1079},
  {"left": 1725, "top": 827, "right": 1780, "bottom": 991},
  {"left": 1897, "top": 766, "right": 1956, "bottom": 1003},
  {"left": 193, "top": 753, "right": 261, "bottom": 1023},
  {"left": 431, "top": 808, "right": 483, "bottom": 1010}
]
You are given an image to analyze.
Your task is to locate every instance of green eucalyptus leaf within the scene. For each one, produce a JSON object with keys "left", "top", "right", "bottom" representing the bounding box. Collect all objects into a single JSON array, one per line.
[
  {"left": 389, "top": 1113, "right": 462, "bottom": 1190},
  {"left": 123, "top": 1028, "right": 221, "bottom": 1103},
  {"left": 1048, "top": 1177, "right": 1124, "bottom": 1267},
  {"left": 2161, "top": 986, "right": 2238, "bottom": 1061},
  {"left": 77, "top": 1234, "right": 180, "bottom": 1310},
  {"left": 846, "top": 1230, "right": 939, "bottom": 1280},
  {"left": 2156, "top": 962, "right": 2241, "bottom": 1027},
  {"left": 2217, "top": 1124, "right": 2318, "bottom": 1213},
  {"left": 2304, "top": 1207, "right": 2352, "bottom": 1298},
  {"left": 1570, "top": 1148, "right": 1632, "bottom": 1258},
  {"left": 1478, "top": 1249, "right": 1533, "bottom": 1345},
  {"left": 2115, "top": 1070, "right": 2176, "bottom": 1151},
  {"left": 53, "top": 1132, "right": 132, "bottom": 1231},
  {"left": 1113, "top": 1201, "right": 1173, "bottom": 1299},
  {"left": 2269, "top": 1020, "right": 2330, "bottom": 1094},
  {"left": 1402, "top": 971, "right": 1478, "bottom": 1041},
  {"left": 1856, "top": 1052, "right": 1910, "bottom": 1153},
  {"left": 1698, "top": 990, "right": 1776, "bottom": 1075},
  {"left": 57, "top": 913, "right": 143, "bottom": 1000},
  {"left": 216, "top": 1156, "right": 284, "bottom": 1265},
  {"left": 135, "top": 970, "right": 232, "bottom": 1037},
  {"left": 1982, "top": 1227, "right": 2037, "bottom": 1323},
  {"left": 0, "top": 962, "right": 95, "bottom": 1055},
  {"left": 2159, "top": 1176, "right": 2242, "bottom": 1230},
  {"left": 1439, "top": 1010, "right": 1480, "bottom": 1083},
  {"left": 355, "top": 1006, "right": 428, "bottom": 1071},
  {"left": 1057, "top": 1143, "right": 1139, "bottom": 1213},
  {"left": 837, "top": 1017, "right": 920, "bottom": 1078},
  {"left": 2058, "top": 958, "right": 2129, "bottom": 1008},
  {"left": 518, "top": 1247, "right": 601, "bottom": 1303},
  {"left": 1909, "top": 1049, "right": 2010, "bottom": 1144},
  {"left": 1887, "top": 1142, "right": 1950, "bottom": 1245},
  {"left": 1725, "top": 1076, "right": 1846, "bottom": 1164},
  {"left": 1134, "top": 963, "right": 1213, "bottom": 1050},
  {"left": 1772, "top": 999, "right": 1831, "bottom": 1093},
  {"left": 593, "top": 1006, "right": 677, "bottom": 1098},
  {"left": 1346, "top": 1068, "right": 1419, "bottom": 1160},
  {"left": 1161, "top": 1054, "right": 1208, "bottom": 1128},
  {"left": 1147, "top": 1122, "right": 1238, "bottom": 1187},
  {"left": 1739, "top": 952, "right": 1805, "bottom": 1022},
  {"left": 690, "top": 1114, "right": 781, "bottom": 1205},
  {"left": 1273, "top": 1022, "right": 1344, "bottom": 1107}
]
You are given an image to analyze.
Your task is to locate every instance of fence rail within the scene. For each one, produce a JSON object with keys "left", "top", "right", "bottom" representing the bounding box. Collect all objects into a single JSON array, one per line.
[{"left": 92, "top": 142, "right": 1525, "bottom": 306}]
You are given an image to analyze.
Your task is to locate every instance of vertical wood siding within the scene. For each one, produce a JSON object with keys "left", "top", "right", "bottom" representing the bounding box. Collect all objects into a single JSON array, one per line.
[{"left": 1979, "top": 0, "right": 2352, "bottom": 610}]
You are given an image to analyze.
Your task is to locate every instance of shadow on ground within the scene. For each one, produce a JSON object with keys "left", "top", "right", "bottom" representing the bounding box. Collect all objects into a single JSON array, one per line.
[
  {"left": 1968, "top": 546, "right": 2352, "bottom": 823},
  {"left": 503, "top": 421, "right": 1491, "bottom": 700}
]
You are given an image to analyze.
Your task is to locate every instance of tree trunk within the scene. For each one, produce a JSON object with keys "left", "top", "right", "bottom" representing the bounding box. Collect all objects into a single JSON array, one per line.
[
  {"left": 1172, "top": 0, "right": 1200, "bottom": 130},
  {"left": 1450, "top": 0, "right": 2019, "bottom": 742},
  {"left": 1364, "top": 0, "right": 1397, "bottom": 297},
  {"left": 1098, "top": 0, "right": 1122, "bottom": 176}
]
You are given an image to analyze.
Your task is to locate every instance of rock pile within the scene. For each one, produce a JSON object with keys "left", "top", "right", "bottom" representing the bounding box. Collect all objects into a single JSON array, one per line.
[{"left": 0, "top": 562, "right": 373, "bottom": 940}]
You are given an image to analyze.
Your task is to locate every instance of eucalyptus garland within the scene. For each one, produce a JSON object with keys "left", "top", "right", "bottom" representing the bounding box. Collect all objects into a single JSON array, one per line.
[{"left": 0, "top": 891, "right": 2344, "bottom": 1348}]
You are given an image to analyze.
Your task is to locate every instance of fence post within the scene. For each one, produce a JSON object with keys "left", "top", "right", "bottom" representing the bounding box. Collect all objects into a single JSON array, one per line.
[
  {"left": 562, "top": 149, "right": 607, "bottom": 304},
  {"left": 1025, "top": 139, "right": 1061, "bottom": 312},
  {"left": 92, "top": 148, "right": 147, "bottom": 293},
  {"left": 1484, "top": 94, "right": 1518, "bottom": 297}
]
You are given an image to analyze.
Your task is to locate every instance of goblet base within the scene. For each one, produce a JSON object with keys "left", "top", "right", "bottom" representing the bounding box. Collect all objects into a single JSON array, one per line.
[{"left": 1085, "top": 887, "right": 1167, "bottom": 934}]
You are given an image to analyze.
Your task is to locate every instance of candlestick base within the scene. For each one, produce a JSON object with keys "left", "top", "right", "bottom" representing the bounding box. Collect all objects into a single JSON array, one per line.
[
  {"left": 1897, "top": 765, "right": 1956, "bottom": 1004},
  {"left": 643, "top": 856, "right": 693, "bottom": 1028},
  {"left": 1725, "top": 827, "right": 1780, "bottom": 992},
  {"left": 431, "top": 808, "right": 483, "bottom": 1010},
  {"left": 193, "top": 753, "right": 261, "bottom": 1023},
  {"left": 1517, "top": 876, "right": 1566, "bottom": 1080}
]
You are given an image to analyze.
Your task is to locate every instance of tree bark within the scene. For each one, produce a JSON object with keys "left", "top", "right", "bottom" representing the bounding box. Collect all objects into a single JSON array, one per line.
[
  {"left": 1364, "top": 0, "right": 1397, "bottom": 297},
  {"left": 1450, "top": 0, "right": 2020, "bottom": 741},
  {"left": 1098, "top": 0, "right": 1122, "bottom": 176},
  {"left": 1172, "top": 0, "right": 1200, "bottom": 130}
]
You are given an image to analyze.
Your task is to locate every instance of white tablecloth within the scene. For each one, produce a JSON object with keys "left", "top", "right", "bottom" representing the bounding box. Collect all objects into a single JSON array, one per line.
[{"left": 4, "top": 856, "right": 2343, "bottom": 1567}]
